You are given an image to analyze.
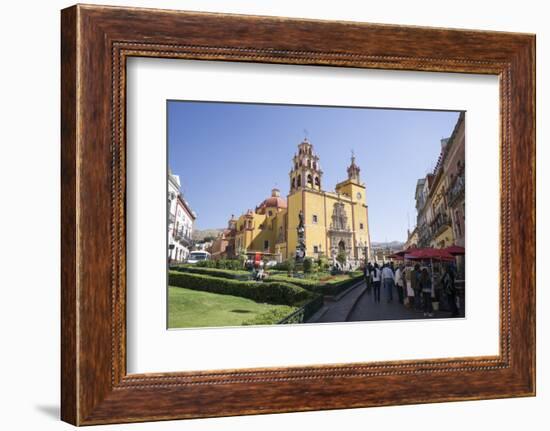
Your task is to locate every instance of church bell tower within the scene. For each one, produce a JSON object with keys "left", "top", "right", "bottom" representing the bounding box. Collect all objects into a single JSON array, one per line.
[{"left": 289, "top": 138, "right": 323, "bottom": 193}]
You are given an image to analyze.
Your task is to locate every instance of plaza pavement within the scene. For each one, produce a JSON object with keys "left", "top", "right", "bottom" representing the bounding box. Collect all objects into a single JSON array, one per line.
[{"left": 307, "top": 280, "right": 460, "bottom": 324}]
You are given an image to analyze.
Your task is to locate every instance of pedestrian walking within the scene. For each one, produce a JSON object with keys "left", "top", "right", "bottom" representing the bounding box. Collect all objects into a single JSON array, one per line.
[
  {"left": 442, "top": 264, "right": 459, "bottom": 317},
  {"left": 411, "top": 264, "right": 422, "bottom": 311},
  {"left": 394, "top": 264, "right": 405, "bottom": 304},
  {"left": 363, "top": 263, "right": 371, "bottom": 294},
  {"left": 381, "top": 263, "right": 395, "bottom": 303},
  {"left": 420, "top": 267, "right": 433, "bottom": 317},
  {"left": 404, "top": 266, "right": 415, "bottom": 307},
  {"left": 371, "top": 263, "right": 381, "bottom": 303}
]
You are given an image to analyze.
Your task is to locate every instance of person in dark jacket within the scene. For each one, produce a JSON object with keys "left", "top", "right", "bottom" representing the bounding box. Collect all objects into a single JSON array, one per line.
[
  {"left": 420, "top": 267, "right": 433, "bottom": 317},
  {"left": 371, "top": 263, "right": 381, "bottom": 303},
  {"left": 442, "top": 264, "right": 458, "bottom": 317},
  {"left": 411, "top": 264, "right": 422, "bottom": 311}
]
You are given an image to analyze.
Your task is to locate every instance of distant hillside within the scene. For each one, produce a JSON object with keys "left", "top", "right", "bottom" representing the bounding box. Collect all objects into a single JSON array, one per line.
[
  {"left": 371, "top": 241, "right": 405, "bottom": 250},
  {"left": 193, "top": 228, "right": 224, "bottom": 241}
]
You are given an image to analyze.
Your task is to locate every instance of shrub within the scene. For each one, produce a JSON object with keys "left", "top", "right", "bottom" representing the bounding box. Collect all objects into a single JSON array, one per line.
[
  {"left": 172, "top": 265, "right": 250, "bottom": 280},
  {"left": 336, "top": 251, "right": 347, "bottom": 265},
  {"left": 267, "top": 275, "right": 319, "bottom": 289},
  {"left": 317, "top": 256, "right": 329, "bottom": 271},
  {"left": 195, "top": 259, "right": 243, "bottom": 270},
  {"left": 169, "top": 271, "right": 313, "bottom": 305},
  {"left": 273, "top": 259, "right": 292, "bottom": 271},
  {"left": 242, "top": 306, "right": 296, "bottom": 325},
  {"left": 267, "top": 273, "right": 364, "bottom": 296},
  {"left": 303, "top": 257, "right": 313, "bottom": 273}
]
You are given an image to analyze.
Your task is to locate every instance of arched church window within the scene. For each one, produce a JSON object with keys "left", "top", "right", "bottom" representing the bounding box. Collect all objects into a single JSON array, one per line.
[
  {"left": 297, "top": 175, "right": 301, "bottom": 187},
  {"left": 307, "top": 174, "right": 313, "bottom": 187},
  {"left": 314, "top": 176, "right": 320, "bottom": 187}
]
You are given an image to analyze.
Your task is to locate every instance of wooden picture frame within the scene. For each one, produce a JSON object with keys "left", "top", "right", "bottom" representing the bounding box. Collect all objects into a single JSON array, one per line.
[{"left": 61, "top": 4, "right": 535, "bottom": 425}]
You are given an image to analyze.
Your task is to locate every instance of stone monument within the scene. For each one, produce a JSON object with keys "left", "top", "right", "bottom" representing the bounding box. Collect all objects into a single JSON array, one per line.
[{"left": 295, "top": 210, "right": 306, "bottom": 263}]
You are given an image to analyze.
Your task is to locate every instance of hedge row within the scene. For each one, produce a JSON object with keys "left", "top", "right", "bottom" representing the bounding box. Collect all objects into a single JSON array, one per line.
[
  {"left": 268, "top": 274, "right": 364, "bottom": 296},
  {"left": 194, "top": 259, "right": 244, "bottom": 270},
  {"left": 169, "top": 271, "right": 313, "bottom": 306},
  {"left": 172, "top": 265, "right": 250, "bottom": 281},
  {"left": 268, "top": 275, "right": 319, "bottom": 289},
  {"left": 313, "top": 275, "right": 364, "bottom": 296},
  {"left": 242, "top": 307, "right": 297, "bottom": 326}
]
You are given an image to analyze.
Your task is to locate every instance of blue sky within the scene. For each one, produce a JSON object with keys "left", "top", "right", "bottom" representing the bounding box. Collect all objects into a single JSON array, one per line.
[{"left": 168, "top": 101, "right": 460, "bottom": 242}]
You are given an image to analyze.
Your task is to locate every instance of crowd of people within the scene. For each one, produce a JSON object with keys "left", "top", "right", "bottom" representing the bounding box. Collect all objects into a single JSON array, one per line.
[{"left": 363, "top": 261, "right": 460, "bottom": 317}]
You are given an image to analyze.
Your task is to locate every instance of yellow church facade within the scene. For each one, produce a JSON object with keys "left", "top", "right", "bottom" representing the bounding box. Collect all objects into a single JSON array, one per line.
[{"left": 227, "top": 139, "right": 372, "bottom": 264}]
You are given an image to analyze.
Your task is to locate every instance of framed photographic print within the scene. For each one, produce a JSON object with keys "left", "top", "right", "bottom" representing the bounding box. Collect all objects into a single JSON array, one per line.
[{"left": 61, "top": 4, "right": 535, "bottom": 425}]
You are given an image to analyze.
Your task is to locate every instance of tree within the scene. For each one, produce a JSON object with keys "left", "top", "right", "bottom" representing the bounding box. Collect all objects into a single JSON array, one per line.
[{"left": 336, "top": 251, "right": 347, "bottom": 266}]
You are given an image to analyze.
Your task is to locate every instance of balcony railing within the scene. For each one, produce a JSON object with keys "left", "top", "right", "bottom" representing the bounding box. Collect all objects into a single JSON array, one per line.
[
  {"left": 174, "top": 231, "right": 193, "bottom": 247},
  {"left": 447, "top": 172, "right": 465, "bottom": 206},
  {"left": 430, "top": 212, "right": 451, "bottom": 237}
]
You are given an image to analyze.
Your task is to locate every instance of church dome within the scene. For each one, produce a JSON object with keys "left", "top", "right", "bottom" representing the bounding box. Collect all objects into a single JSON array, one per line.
[
  {"left": 259, "top": 196, "right": 287, "bottom": 209},
  {"left": 256, "top": 188, "right": 287, "bottom": 211}
]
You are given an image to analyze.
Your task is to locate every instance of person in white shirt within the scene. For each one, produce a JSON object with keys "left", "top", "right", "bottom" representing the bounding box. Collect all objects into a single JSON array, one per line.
[
  {"left": 381, "top": 264, "right": 395, "bottom": 303},
  {"left": 394, "top": 265, "right": 405, "bottom": 304},
  {"left": 370, "top": 263, "right": 382, "bottom": 303}
]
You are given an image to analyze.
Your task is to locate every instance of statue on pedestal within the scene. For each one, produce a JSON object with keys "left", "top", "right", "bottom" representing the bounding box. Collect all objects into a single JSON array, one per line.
[{"left": 295, "top": 210, "right": 306, "bottom": 263}]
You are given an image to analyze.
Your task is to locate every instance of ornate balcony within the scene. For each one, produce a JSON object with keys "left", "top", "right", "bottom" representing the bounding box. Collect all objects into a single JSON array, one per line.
[
  {"left": 416, "top": 223, "right": 431, "bottom": 247},
  {"left": 430, "top": 212, "right": 451, "bottom": 237},
  {"left": 447, "top": 172, "right": 465, "bottom": 206}
]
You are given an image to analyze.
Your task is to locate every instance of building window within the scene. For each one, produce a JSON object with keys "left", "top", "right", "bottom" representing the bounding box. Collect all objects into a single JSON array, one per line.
[
  {"left": 314, "top": 176, "right": 320, "bottom": 187},
  {"left": 264, "top": 240, "right": 269, "bottom": 250},
  {"left": 312, "top": 214, "right": 318, "bottom": 224},
  {"left": 359, "top": 223, "right": 364, "bottom": 230},
  {"left": 268, "top": 210, "right": 273, "bottom": 217},
  {"left": 307, "top": 174, "right": 313, "bottom": 187},
  {"left": 313, "top": 245, "right": 319, "bottom": 253}
]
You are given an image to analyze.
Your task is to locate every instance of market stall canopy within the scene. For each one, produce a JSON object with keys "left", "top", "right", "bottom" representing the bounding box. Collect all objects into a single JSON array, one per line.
[
  {"left": 392, "top": 247, "right": 417, "bottom": 258},
  {"left": 444, "top": 245, "right": 465, "bottom": 256},
  {"left": 387, "top": 253, "right": 405, "bottom": 260},
  {"left": 404, "top": 247, "right": 455, "bottom": 261}
]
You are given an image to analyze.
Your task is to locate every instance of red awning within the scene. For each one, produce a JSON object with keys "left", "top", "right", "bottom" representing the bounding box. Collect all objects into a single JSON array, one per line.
[
  {"left": 392, "top": 247, "right": 417, "bottom": 257},
  {"left": 444, "top": 245, "right": 465, "bottom": 256},
  {"left": 387, "top": 253, "right": 405, "bottom": 260},
  {"left": 405, "top": 247, "right": 455, "bottom": 261}
]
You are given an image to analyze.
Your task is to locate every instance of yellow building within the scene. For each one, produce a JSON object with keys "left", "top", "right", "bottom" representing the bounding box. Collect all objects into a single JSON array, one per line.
[
  {"left": 231, "top": 139, "right": 372, "bottom": 264},
  {"left": 428, "top": 158, "right": 455, "bottom": 249}
]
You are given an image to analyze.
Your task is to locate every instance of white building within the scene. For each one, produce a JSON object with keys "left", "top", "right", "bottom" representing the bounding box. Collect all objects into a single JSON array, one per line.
[{"left": 168, "top": 170, "right": 196, "bottom": 263}]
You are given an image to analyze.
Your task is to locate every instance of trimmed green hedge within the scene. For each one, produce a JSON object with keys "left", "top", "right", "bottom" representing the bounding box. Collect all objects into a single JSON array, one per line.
[
  {"left": 268, "top": 274, "right": 364, "bottom": 296},
  {"left": 242, "top": 307, "right": 297, "bottom": 326},
  {"left": 172, "top": 265, "right": 250, "bottom": 281},
  {"left": 169, "top": 271, "right": 313, "bottom": 306},
  {"left": 268, "top": 275, "right": 319, "bottom": 289},
  {"left": 195, "top": 259, "right": 244, "bottom": 270}
]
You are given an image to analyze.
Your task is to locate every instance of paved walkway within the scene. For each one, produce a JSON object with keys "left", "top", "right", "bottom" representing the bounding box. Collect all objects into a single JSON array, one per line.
[
  {"left": 306, "top": 281, "right": 367, "bottom": 323},
  {"left": 348, "top": 288, "right": 454, "bottom": 322},
  {"left": 307, "top": 281, "right": 461, "bottom": 324}
]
